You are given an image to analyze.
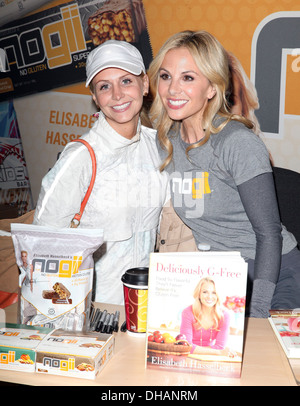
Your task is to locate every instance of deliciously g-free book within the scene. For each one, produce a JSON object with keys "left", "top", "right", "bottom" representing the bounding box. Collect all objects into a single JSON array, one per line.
[
  {"left": 146, "top": 252, "right": 248, "bottom": 378},
  {"left": 268, "top": 310, "right": 300, "bottom": 358}
]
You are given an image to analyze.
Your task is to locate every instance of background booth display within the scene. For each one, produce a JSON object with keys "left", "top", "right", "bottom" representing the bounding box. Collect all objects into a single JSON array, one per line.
[
  {"left": 0, "top": 100, "right": 33, "bottom": 218},
  {"left": 0, "top": 0, "right": 300, "bottom": 208}
]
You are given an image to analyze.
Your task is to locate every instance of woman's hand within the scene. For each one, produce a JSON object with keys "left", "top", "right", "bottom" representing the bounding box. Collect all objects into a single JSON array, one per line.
[{"left": 220, "top": 347, "right": 237, "bottom": 358}]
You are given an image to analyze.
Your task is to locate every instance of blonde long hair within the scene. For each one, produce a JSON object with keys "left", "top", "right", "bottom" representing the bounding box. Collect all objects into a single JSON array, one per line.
[
  {"left": 227, "top": 52, "right": 261, "bottom": 135},
  {"left": 148, "top": 30, "right": 254, "bottom": 171},
  {"left": 192, "top": 277, "right": 224, "bottom": 330}
]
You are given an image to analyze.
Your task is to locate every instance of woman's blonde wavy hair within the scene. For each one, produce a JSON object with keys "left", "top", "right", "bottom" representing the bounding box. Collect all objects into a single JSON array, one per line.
[
  {"left": 148, "top": 30, "right": 254, "bottom": 171},
  {"left": 192, "top": 277, "right": 224, "bottom": 330}
]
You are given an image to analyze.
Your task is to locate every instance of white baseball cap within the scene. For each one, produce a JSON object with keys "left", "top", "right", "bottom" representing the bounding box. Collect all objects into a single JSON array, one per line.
[{"left": 86, "top": 40, "right": 146, "bottom": 87}]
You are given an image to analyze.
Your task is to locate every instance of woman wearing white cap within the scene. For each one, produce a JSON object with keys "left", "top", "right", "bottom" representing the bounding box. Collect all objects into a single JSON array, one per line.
[{"left": 33, "top": 40, "right": 169, "bottom": 305}]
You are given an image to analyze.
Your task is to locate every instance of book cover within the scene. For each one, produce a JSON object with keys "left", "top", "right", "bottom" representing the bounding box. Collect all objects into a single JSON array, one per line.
[
  {"left": 268, "top": 310, "right": 300, "bottom": 359},
  {"left": 146, "top": 252, "right": 248, "bottom": 378}
]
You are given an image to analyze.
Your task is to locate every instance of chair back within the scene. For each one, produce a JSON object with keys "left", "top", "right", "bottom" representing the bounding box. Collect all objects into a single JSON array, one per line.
[{"left": 273, "top": 167, "right": 300, "bottom": 246}]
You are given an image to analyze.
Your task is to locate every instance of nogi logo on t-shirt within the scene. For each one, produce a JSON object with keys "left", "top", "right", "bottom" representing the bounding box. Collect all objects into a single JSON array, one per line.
[{"left": 170, "top": 171, "right": 211, "bottom": 218}]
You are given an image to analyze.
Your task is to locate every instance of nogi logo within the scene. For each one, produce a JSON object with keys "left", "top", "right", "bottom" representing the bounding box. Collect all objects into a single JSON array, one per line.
[
  {"left": 32, "top": 256, "right": 83, "bottom": 278},
  {"left": 0, "top": 351, "right": 15, "bottom": 364},
  {"left": 0, "top": 3, "right": 86, "bottom": 71},
  {"left": 43, "top": 356, "right": 75, "bottom": 371},
  {"left": 251, "top": 11, "right": 300, "bottom": 137}
]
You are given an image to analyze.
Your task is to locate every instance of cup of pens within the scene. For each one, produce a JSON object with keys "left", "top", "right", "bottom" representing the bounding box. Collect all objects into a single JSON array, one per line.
[
  {"left": 121, "top": 267, "right": 148, "bottom": 336},
  {"left": 89, "top": 307, "right": 120, "bottom": 334}
]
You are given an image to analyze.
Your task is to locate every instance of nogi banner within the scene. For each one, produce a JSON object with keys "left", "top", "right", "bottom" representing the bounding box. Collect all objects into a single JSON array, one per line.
[
  {"left": 0, "top": 100, "right": 33, "bottom": 215},
  {"left": 0, "top": 0, "right": 152, "bottom": 102}
]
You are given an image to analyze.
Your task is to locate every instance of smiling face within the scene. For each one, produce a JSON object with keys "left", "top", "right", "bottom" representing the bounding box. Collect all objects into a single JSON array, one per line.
[
  {"left": 199, "top": 281, "right": 218, "bottom": 309},
  {"left": 158, "top": 47, "right": 215, "bottom": 130},
  {"left": 21, "top": 251, "right": 28, "bottom": 266},
  {"left": 91, "top": 67, "right": 149, "bottom": 138}
]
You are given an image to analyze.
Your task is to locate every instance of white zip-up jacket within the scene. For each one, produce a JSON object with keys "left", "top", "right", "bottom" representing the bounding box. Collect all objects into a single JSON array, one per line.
[{"left": 33, "top": 112, "right": 169, "bottom": 304}]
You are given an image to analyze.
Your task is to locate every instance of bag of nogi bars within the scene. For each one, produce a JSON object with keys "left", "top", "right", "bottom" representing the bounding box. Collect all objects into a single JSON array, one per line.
[{"left": 11, "top": 224, "right": 103, "bottom": 331}]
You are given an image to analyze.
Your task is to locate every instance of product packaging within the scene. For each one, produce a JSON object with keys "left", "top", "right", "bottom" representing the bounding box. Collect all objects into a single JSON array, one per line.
[
  {"left": 11, "top": 223, "right": 103, "bottom": 331},
  {"left": 35, "top": 328, "right": 115, "bottom": 380},
  {"left": 0, "top": 323, "right": 53, "bottom": 373},
  {"left": 0, "top": 0, "right": 51, "bottom": 27},
  {"left": 0, "top": 0, "right": 152, "bottom": 102}
]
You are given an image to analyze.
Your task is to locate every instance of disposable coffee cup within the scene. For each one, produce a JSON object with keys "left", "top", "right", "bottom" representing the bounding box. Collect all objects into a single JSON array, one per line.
[{"left": 121, "top": 267, "right": 148, "bottom": 336}]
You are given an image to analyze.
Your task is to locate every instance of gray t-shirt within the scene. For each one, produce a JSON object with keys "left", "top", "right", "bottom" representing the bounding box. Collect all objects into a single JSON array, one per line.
[{"left": 158, "top": 119, "right": 296, "bottom": 260}]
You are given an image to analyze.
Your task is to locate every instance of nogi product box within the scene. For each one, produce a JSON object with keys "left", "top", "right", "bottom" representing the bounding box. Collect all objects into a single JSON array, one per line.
[
  {"left": 0, "top": 323, "right": 53, "bottom": 373},
  {"left": 35, "top": 329, "right": 115, "bottom": 380}
]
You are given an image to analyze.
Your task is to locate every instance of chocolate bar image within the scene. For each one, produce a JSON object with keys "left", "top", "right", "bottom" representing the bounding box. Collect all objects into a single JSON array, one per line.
[
  {"left": 42, "top": 290, "right": 59, "bottom": 300},
  {"left": 88, "top": 5, "right": 136, "bottom": 46},
  {"left": 53, "top": 283, "right": 71, "bottom": 299}
]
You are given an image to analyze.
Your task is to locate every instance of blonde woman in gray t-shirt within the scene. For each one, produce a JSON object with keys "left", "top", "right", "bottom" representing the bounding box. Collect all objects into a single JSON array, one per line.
[{"left": 148, "top": 30, "right": 300, "bottom": 318}]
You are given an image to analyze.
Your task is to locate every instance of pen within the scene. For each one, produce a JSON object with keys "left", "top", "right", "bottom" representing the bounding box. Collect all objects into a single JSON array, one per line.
[
  {"left": 107, "top": 313, "right": 115, "bottom": 334},
  {"left": 92, "top": 309, "right": 102, "bottom": 331},
  {"left": 120, "top": 320, "right": 127, "bottom": 332},
  {"left": 96, "top": 309, "right": 107, "bottom": 332},
  {"left": 101, "top": 312, "right": 111, "bottom": 333},
  {"left": 113, "top": 310, "right": 120, "bottom": 332},
  {"left": 89, "top": 307, "right": 97, "bottom": 330},
  {"left": 89, "top": 306, "right": 95, "bottom": 326}
]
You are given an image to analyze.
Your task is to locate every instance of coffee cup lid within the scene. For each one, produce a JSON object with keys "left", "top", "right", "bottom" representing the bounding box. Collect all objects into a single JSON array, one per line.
[{"left": 121, "top": 267, "right": 148, "bottom": 286}]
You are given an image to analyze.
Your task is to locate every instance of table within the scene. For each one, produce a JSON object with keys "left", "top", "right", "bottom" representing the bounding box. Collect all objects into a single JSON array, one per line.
[{"left": 0, "top": 302, "right": 298, "bottom": 386}]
